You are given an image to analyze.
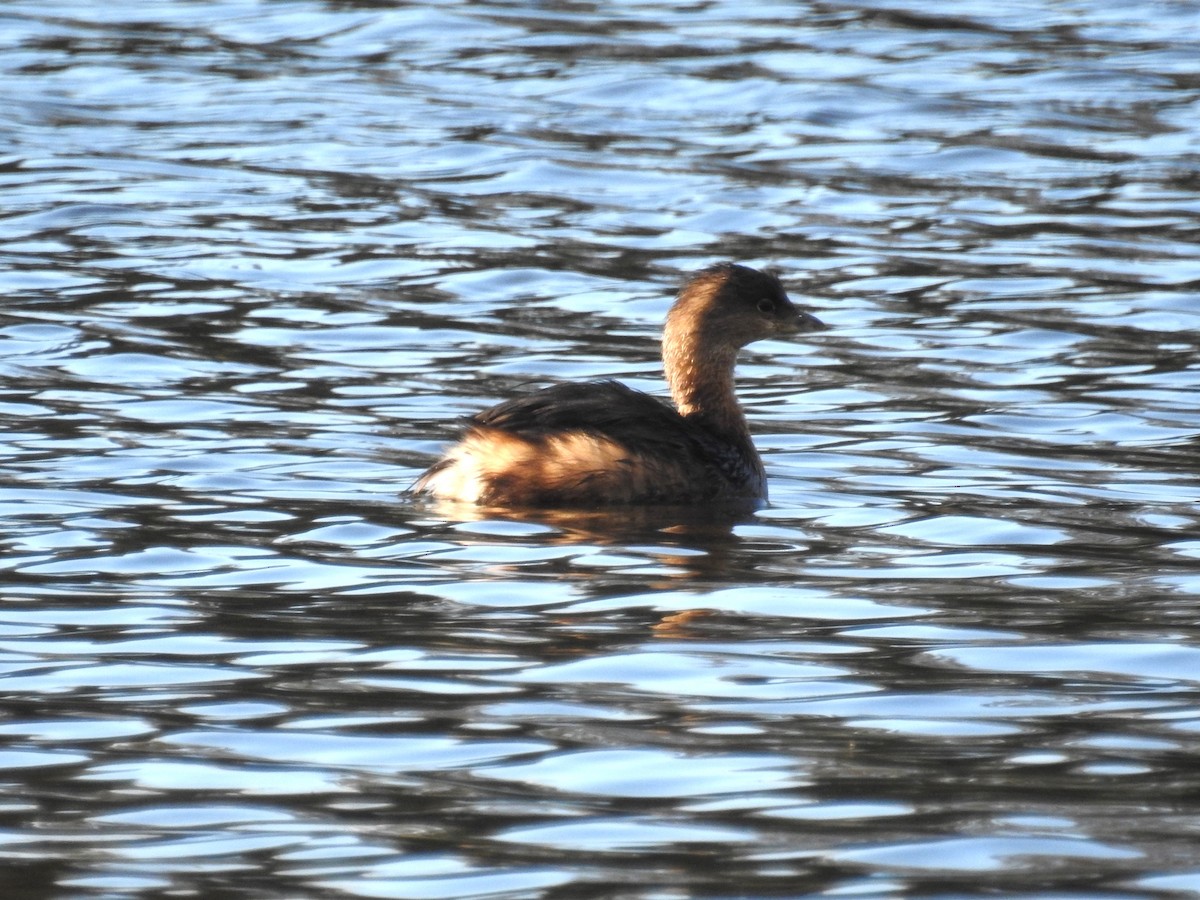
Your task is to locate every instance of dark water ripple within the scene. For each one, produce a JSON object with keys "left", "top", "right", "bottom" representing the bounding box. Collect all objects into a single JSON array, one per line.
[{"left": 2, "top": 0, "right": 1200, "bottom": 897}]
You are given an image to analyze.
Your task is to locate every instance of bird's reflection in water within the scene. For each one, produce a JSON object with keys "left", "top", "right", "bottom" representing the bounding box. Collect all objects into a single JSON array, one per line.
[{"left": 407, "top": 495, "right": 791, "bottom": 604}]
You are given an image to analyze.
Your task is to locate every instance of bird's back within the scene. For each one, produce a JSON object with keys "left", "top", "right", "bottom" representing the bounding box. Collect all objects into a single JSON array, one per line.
[{"left": 412, "top": 380, "right": 764, "bottom": 507}]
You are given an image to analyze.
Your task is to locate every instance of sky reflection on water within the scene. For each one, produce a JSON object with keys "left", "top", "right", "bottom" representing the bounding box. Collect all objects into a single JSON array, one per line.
[{"left": 2, "top": 0, "right": 1200, "bottom": 897}]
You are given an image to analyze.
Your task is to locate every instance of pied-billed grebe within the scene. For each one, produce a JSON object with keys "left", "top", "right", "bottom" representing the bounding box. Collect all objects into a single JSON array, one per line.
[{"left": 412, "top": 263, "right": 825, "bottom": 507}]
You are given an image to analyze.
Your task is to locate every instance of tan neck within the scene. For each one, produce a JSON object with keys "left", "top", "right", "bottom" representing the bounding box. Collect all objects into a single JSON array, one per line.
[{"left": 663, "top": 329, "right": 750, "bottom": 442}]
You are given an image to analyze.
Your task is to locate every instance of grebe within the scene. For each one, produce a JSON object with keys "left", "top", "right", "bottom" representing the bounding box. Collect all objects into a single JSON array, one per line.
[{"left": 412, "top": 263, "right": 825, "bottom": 507}]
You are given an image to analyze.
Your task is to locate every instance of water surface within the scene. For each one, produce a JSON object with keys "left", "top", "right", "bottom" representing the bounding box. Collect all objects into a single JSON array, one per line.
[{"left": 2, "top": 0, "right": 1200, "bottom": 897}]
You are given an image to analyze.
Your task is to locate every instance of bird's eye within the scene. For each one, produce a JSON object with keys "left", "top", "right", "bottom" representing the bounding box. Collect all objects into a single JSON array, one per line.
[{"left": 756, "top": 298, "right": 775, "bottom": 314}]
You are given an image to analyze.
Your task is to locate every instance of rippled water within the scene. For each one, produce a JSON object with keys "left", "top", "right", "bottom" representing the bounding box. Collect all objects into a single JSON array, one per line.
[{"left": 3, "top": 0, "right": 1200, "bottom": 896}]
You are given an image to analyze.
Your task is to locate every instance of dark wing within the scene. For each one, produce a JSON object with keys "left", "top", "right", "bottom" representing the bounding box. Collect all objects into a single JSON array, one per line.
[{"left": 473, "top": 380, "right": 681, "bottom": 440}]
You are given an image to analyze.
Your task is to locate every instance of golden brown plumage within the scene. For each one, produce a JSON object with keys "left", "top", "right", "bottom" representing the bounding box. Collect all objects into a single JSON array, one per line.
[{"left": 412, "top": 263, "right": 825, "bottom": 508}]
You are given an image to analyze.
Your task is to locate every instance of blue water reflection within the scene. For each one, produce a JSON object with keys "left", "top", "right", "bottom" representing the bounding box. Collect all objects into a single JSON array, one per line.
[{"left": 2, "top": 0, "right": 1200, "bottom": 896}]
